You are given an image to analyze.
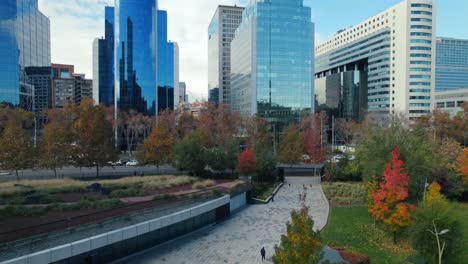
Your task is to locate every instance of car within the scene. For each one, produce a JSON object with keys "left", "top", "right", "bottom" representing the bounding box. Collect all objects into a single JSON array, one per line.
[{"left": 126, "top": 160, "right": 138, "bottom": 166}]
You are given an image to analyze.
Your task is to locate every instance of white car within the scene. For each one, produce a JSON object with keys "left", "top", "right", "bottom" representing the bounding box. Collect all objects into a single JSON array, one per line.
[{"left": 126, "top": 160, "right": 138, "bottom": 166}]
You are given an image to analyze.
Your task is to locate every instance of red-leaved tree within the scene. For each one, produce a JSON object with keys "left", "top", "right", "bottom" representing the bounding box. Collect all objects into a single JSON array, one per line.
[
  {"left": 369, "top": 146, "right": 415, "bottom": 243},
  {"left": 301, "top": 113, "right": 327, "bottom": 163},
  {"left": 236, "top": 148, "right": 257, "bottom": 176}
]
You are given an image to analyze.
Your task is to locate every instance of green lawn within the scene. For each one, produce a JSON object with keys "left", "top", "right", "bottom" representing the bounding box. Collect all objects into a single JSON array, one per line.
[{"left": 321, "top": 206, "right": 416, "bottom": 264}]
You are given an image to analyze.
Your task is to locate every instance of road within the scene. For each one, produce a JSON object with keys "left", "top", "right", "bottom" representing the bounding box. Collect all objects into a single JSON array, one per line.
[
  {"left": 0, "top": 165, "right": 178, "bottom": 182},
  {"left": 116, "top": 177, "right": 329, "bottom": 264}
]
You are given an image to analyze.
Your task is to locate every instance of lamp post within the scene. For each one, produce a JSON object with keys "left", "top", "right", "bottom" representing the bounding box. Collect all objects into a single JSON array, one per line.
[{"left": 427, "top": 220, "right": 449, "bottom": 264}]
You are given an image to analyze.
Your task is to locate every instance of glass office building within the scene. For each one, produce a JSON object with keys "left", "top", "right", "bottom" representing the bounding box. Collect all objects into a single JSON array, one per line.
[
  {"left": 115, "top": 0, "right": 158, "bottom": 115},
  {"left": 208, "top": 5, "right": 244, "bottom": 107},
  {"left": 436, "top": 37, "right": 468, "bottom": 91},
  {"left": 230, "top": 0, "right": 314, "bottom": 123},
  {"left": 0, "top": 0, "right": 50, "bottom": 109}
]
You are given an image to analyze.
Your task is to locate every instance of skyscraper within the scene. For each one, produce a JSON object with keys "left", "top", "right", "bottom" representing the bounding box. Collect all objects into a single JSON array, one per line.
[
  {"left": 230, "top": 0, "right": 314, "bottom": 124},
  {"left": 24, "top": 66, "right": 52, "bottom": 118},
  {"left": 315, "top": 0, "right": 436, "bottom": 121},
  {"left": 436, "top": 37, "right": 468, "bottom": 92},
  {"left": 0, "top": 0, "right": 50, "bottom": 110},
  {"left": 51, "top": 64, "right": 75, "bottom": 109},
  {"left": 115, "top": 0, "right": 158, "bottom": 115},
  {"left": 208, "top": 5, "right": 244, "bottom": 107},
  {"left": 93, "top": 6, "right": 115, "bottom": 106}
]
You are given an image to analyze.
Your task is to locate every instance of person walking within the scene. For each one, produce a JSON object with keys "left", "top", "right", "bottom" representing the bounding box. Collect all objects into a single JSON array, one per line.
[{"left": 260, "top": 247, "right": 266, "bottom": 261}]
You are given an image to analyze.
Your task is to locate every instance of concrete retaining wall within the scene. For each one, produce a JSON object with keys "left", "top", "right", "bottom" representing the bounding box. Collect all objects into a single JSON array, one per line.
[{"left": 2, "top": 192, "right": 250, "bottom": 264}]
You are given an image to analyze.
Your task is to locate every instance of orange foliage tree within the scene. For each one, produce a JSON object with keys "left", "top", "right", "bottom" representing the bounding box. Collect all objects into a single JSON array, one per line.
[
  {"left": 300, "top": 113, "right": 327, "bottom": 163},
  {"left": 235, "top": 148, "right": 257, "bottom": 176},
  {"left": 454, "top": 147, "right": 468, "bottom": 184},
  {"left": 369, "top": 146, "right": 415, "bottom": 243}
]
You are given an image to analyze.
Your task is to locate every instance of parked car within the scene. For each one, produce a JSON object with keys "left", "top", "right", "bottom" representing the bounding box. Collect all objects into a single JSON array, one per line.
[{"left": 126, "top": 160, "right": 138, "bottom": 166}]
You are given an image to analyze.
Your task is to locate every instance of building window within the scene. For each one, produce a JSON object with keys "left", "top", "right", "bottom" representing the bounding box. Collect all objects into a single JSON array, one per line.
[{"left": 446, "top": 101, "right": 455, "bottom": 108}]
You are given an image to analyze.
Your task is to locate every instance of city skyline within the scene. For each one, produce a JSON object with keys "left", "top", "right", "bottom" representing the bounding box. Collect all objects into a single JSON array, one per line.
[{"left": 37, "top": 0, "right": 468, "bottom": 101}]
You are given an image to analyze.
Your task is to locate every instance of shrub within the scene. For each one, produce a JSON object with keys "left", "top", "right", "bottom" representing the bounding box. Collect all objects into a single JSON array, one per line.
[
  {"left": 109, "top": 188, "right": 146, "bottom": 198},
  {"left": 192, "top": 180, "right": 216, "bottom": 190},
  {"left": 0, "top": 205, "right": 46, "bottom": 216},
  {"left": 408, "top": 202, "right": 464, "bottom": 264}
]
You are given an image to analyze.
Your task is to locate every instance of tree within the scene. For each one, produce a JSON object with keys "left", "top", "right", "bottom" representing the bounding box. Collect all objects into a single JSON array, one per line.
[
  {"left": 409, "top": 184, "right": 464, "bottom": 264},
  {"left": 273, "top": 207, "right": 322, "bottom": 264},
  {"left": 357, "top": 117, "right": 436, "bottom": 201},
  {"left": 235, "top": 148, "right": 257, "bottom": 176},
  {"left": 454, "top": 147, "right": 468, "bottom": 184},
  {"left": 0, "top": 122, "right": 33, "bottom": 181},
  {"left": 39, "top": 122, "right": 72, "bottom": 178},
  {"left": 136, "top": 115, "right": 175, "bottom": 172},
  {"left": 278, "top": 123, "right": 303, "bottom": 165},
  {"left": 368, "top": 146, "right": 415, "bottom": 243},
  {"left": 208, "top": 139, "right": 239, "bottom": 173},
  {"left": 254, "top": 145, "right": 277, "bottom": 182},
  {"left": 72, "top": 99, "right": 118, "bottom": 176},
  {"left": 301, "top": 113, "right": 327, "bottom": 163},
  {"left": 174, "top": 130, "right": 207, "bottom": 176}
]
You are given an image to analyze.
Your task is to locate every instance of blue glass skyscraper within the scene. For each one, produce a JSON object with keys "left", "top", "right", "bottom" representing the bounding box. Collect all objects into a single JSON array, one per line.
[
  {"left": 436, "top": 37, "right": 468, "bottom": 91},
  {"left": 230, "top": 0, "right": 314, "bottom": 123},
  {"left": 0, "top": 0, "right": 50, "bottom": 109},
  {"left": 157, "top": 10, "right": 176, "bottom": 112},
  {"left": 115, "top": 0, "right": 158, "bottom": 115}
]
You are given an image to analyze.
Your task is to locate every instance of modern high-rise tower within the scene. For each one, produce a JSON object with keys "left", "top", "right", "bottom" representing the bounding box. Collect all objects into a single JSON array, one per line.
[
  {"left": 0, "top": 0, "right": 50, "bottom": 110},
  {"left": 208, "top": 5, "right": 244, "bottom": 107},
  {"left": 435, "top": 37, "right": 468, "bottom": 92},
  {"left": 315, "top": 0, "right": 436, "bottom": 122},
  {"left": 230, "top": 0, "right": 314, "bottom": 124},
  {"left": 115, "top": 0, "right": 158, "bottom": 115}
]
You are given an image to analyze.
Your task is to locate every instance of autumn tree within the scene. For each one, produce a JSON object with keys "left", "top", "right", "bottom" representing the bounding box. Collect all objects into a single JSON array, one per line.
[
  {"left": 235, "top": 148, "right": 257, "bottom": 176},
  {"left": 273, "top": 207, "right": 322, "bottom": 264},
  {"left": 0, "top": 121, "right": 33, "bottom": 181},
  {"left": 39, "top": 122, "right": 72, "bottom": 178},
  {"left": 278, "top": 123, "right": 303, "bottom": 165},
  {"left": 301, "top": 113, "right": 327, "bottom": 163},
  {"left": 208, "top": 139, "right": 239, "bottom": 173},
  {"left": 137, "top": 114, "right": 175, "bottom": 173},
  {"left": 369, "top": 146, "right": 415, "bottom": 243},
  {"left": 454, "top": 147, "right": 468, "bottom": 184},
  {"left": 72, "top": 99, "right": 118, "bottom": 176}
]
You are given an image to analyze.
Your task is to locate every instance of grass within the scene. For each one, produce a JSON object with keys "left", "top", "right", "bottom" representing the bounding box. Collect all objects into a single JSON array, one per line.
[
  {"left": 454, "top": 202, "right": 468, "bottom": 261},
  {"left": 322, "top": 182, "right": 366, "bottom": 206},
  {"left": 0, "top": 175, "right": 198, "bottom": 196},
  {"left": 192, "top": 180, "right": 216, "bottom": 190},
  {"left": 321, "top": 206, "right": 416, "bottom": 264},
  {"left": 252, "top": 182, "right": 280, "bottom": 200}
]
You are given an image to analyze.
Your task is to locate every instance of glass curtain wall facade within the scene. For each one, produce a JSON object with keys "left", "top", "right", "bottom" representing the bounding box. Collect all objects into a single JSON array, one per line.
[
  {"left": 0, "top": 0, "right": 50, "bottom": 109},
  {"left": 157, "top": 10, "right": 176, "bottom": 112},
  {"left": 207, "top": 5, "right": 244, "bottom": 107},
  {"left": 115, "top": 0, "right": 158, "bottom": 115},
  {"left": 231, "top": 0, "right": 314, "bottom": 123},
  {"left": 436, "top": 37, "right": 468, "bottom": 91}
]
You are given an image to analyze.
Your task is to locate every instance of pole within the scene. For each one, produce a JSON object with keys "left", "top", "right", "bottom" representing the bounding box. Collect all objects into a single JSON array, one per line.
[{"left": 332, "top": 115, "right": 335, "bottom": 152}]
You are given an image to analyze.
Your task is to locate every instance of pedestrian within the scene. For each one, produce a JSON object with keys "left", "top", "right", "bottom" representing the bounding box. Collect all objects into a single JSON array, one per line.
[
  {"left": 260, "top": 247, "right": 266, "bottom": 261},
  {"left": 271, "top": 193, "right": 274, "bottom": 202},
  {"left": 133, "top": 170, "right": 137, "bottom": 176},
  {"left": 299, "top": 193, "right": 302, "bottom": 202},
  {"left": 140, "top": 170, "right": 144, "bottom": 177}
]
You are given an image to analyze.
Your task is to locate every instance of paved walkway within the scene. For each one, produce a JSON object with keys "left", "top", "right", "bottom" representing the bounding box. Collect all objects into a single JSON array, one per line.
[{"left": 117, "top": 177, "right": 329, "bottom": 264}]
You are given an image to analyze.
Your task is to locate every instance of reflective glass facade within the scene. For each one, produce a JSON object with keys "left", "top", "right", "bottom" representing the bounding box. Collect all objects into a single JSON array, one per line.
[
  {"left": 208, "top": 5, "right": 244, "bottom": 106},
  {"left": 436, "top": 37, "right": 468, "bottom": 91},
  {"left": 115, "top": 0, "right": 158, "bottom": 115},
  {"left": 157, "top": 10, "right": 176, "bottom": 112},
  {"left": 0, "top": 0, "right": 50, "bottom": 108},
  {"left": 231, "top": 0, "right": 314, "bottom": 122}
]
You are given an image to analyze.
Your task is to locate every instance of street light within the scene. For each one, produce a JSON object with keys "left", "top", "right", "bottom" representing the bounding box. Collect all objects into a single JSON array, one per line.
[{"left": 427, "top": 220, "right": 450, "bottom": 264}]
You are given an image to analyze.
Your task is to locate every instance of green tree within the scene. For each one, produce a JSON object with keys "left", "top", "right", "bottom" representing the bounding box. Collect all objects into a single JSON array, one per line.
[
  {"left": 39, "top": 122, "right": 72, "bottom": 178},
  {"left": 254, "top": 145, "right": 277, "bottom": 182},
  {"left": 409, "top": 185, "right": 464, "bottom": 264},
  {"left": 174, "top": 130, "right": 207, "bottom": 176},
  {"left": 356, "top": 116, "right": 435, "bottom": 201},
  {"left": 72, "top": 99, "right": 118, "bottom": 176},
  {"left": 0, "top": 122, "right": 33, "bottom": 181},
  {"left": 208, "top": 139, "right": 239, "bottom": 172},
  {"left": 273, "top": 207, "right": 322, "bottom": 264},
  {"left": 278, "top": 123, "right": 303, "bottom": 165}
]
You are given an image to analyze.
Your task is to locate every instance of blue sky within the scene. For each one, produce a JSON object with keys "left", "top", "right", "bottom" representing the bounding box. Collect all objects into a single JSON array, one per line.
[{"left": 39, "top": 0, "right": 467, "bottom": 100}]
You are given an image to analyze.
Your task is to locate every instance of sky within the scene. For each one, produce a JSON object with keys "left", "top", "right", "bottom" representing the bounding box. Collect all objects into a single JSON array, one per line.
[{"left": 38, "top": 0, "right": 468, "bottom": 102}]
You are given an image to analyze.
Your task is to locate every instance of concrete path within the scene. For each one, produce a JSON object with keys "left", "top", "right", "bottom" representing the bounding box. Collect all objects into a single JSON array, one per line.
[{"left": 117, "top": 177, "right": 329, "bottom": 264}]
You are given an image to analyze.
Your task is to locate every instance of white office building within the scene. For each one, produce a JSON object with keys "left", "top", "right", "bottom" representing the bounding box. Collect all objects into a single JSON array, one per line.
[
  {"left": 435, "top": 88, "right": 468, "bottom": 117},
  {"left": 315, "top": 0, "right": 436, "bottom": 122}
]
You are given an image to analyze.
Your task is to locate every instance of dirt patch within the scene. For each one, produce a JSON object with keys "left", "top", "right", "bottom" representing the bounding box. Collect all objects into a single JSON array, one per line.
[{"left": 330, "top": 246, "right": 370, "bottom": 264}]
